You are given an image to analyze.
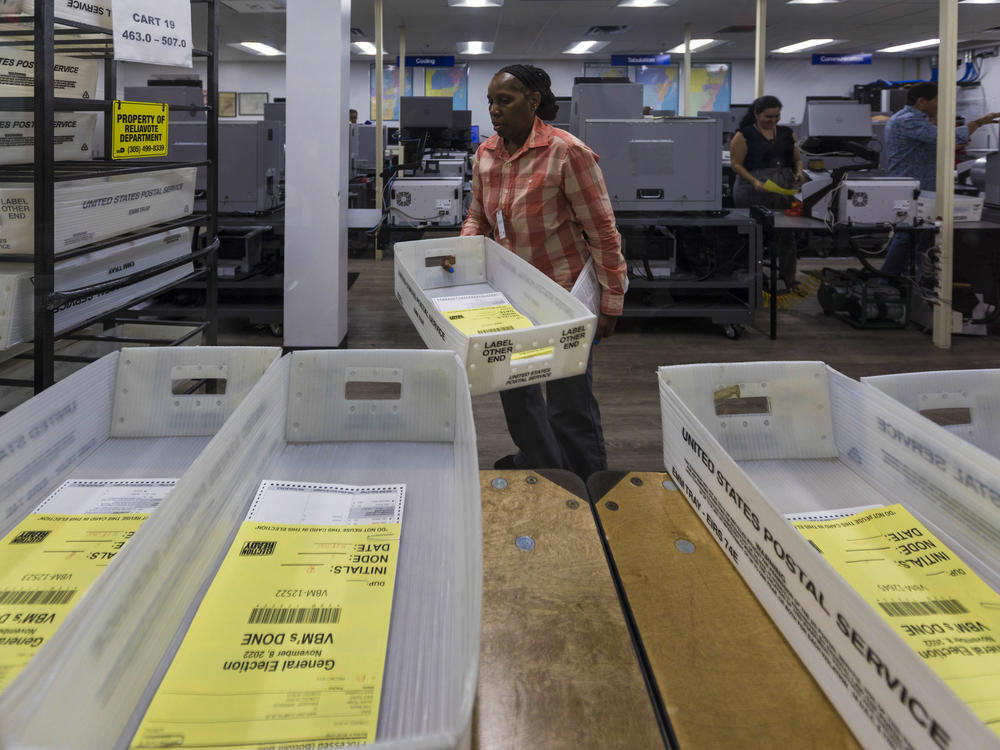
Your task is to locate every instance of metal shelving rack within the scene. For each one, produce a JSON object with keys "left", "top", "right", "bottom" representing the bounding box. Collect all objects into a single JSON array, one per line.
[{"left": 0, "top": 0, "right": 218, "bottom": 393}]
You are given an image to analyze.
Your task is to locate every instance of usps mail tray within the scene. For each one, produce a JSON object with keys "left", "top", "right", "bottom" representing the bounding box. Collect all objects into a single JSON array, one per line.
[
  {"left": 395, "top": 235, "right": 596, "bottom": 395},
  {"left": 0, "top": 349, "right": 481, "bottom": 750},
  {"left": 659, "top": 361, "right": 1000, "bottom": 750}
]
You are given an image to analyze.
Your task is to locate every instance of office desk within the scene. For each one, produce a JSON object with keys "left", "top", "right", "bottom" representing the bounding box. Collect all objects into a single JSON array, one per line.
[{"left": 588, "top": 471, "right": 862, "bottom": 750}]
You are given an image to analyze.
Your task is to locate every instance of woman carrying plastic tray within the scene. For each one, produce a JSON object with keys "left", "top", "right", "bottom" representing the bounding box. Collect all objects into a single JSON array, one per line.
[{"left": 461, "top": 64, "right": 627, "bottom": 477}]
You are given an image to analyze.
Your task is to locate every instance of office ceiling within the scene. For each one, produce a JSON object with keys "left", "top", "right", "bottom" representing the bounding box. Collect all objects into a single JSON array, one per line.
[{"left": 207, "top": 0, "right": 1000, "bottom": 62}]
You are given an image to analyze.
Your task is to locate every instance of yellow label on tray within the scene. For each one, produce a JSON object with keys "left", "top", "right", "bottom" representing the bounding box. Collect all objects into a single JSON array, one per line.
[
  {"left": 511, "top": 346, "right": 554, "bottom": 361},
  {"left": 130, "top": 482, "right": 405, "bottom": 750},
  {"left": 445, "top": 303, "right": 534, "bottom": 337},
  {"left": 0, "top": 479, "right": 174, "bottom": 693},
  {"left": 793, "top": 504, "right": 1000, "bottom": 733}
]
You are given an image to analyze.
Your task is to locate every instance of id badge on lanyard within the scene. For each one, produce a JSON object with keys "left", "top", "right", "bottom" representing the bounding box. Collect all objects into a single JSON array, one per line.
[{"left": 495, "top": 209, "right": 506, "bottom": 240}]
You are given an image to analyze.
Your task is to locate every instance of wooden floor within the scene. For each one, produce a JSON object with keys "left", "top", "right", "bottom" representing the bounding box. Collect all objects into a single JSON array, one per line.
[{"left": 219, "top": 255, "right": 1000, "bottom": 473}]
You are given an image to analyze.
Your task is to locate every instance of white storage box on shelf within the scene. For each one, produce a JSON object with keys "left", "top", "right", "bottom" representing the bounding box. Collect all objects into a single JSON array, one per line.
[
  {"left": 0, "top": 166, "right": 197, "bottom": 255},
  {"left": 0, "top": 0, "right": 112, "bottom": 29},
  {"left": 0, "top": 345, "right": 281, "bottom": 540},
  {"left": 659, "top": 361, "right": 1000, "bottom": 750},
  {"left": 0, "top": 321, "right": 205, "bottom": 414},
  {"left": 395, "top": 235, "right": 596, "bottom": 395},
  {"left": 0, "top": 112, "right": 97, "bottom": 165},
  {"left": 863, "top": 369, "right": 1000, "bottom": 459},
  {"left": 0, "top": 349, "right": 481, "bottom": 750},
  {"left": 0, "top": 47, "right": 98, "bottom": 99},
  {"left": 917, "top": 192, "right": 985, "bottom": 223},
  {"left": 0, "top": 227, "right": 195, "bottom": 350}
]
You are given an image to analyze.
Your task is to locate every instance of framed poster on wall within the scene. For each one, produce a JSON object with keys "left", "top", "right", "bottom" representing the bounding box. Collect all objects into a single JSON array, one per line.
[
  {"left": 369, "top": 65, "right": 414, "bottom": 121},
  {"left": 689, "top": 63, "right": 732, "bottom": 112},
  {"left": 424, "top": 63, "right": 468, "bottom": 110},
  {"left": 237, "top": 92, "right": 269, "bottom": 116},
  {"left": 631, "top": 64, "right": 680, "bottom": 113},
  {"left": 218, "top": 91, "right": 236, "bottom": 118},
  {"left": 583, "top": 63, "right": 629, "bottom": 79}
]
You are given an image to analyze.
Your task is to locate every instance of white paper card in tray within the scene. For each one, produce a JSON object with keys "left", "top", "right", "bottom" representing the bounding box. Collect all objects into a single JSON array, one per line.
[
  {"left": 0, "top": 113, "right": 96, "bottom": 165},
  {"left": 785, "top": 504, "right": 884, "bottom": 523},
  {"left": 432, "top": 291, "right": 511, "bottom": 313},
  {"left": 32, "top": 478, "right": 176, "bottom": 515},
  {"left": 249, "top": 481, "right": 406, "bottom": 525},
  {"left": 112, "top": 0, "right": 193, "bottom": 68},
  {"left": 0, "top": 167, "right": 196, "bottom": 255},
  {"left": 571, "top": 258, "right": 601, "bottom": 317},
  {"left": 0, "top": 48, "right": 98, "bottom": 99}
]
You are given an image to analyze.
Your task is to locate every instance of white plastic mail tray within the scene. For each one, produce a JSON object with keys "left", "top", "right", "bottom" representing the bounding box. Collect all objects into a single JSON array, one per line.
[
  {"left": 0, "top": 345, "right": 281, "bottom": 541},
  {"left": 0, "top": 227, "right": 195, "bottom": 351},
  {"left": 863, "top": 369, "right": 1000, "bottom": 460},
  {"left": 395, "top": 234, "right": 597, "bottom": 395},
  {"left": 0, "top": 322, "right": 206, "bottom": 414},
  {"left": 0, "top": 112, "right": 97, "bottom": 165},
  {"left": 0, "top": 166, "right": 197, "bottom": 255},
  {"left": 917, "top": 192, "right": 985, "bottom": 224},
  {"left": 0, "top": 47, "right": 99, "bottom": 98},
  {"left": 0, "top": 349, "right": 481, "bottom": 750},
  {"left": 659, "top": 361, "right": 1000, "bottom": 750}
]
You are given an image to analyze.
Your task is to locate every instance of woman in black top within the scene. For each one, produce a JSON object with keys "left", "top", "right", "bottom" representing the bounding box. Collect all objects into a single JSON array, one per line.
[{"left": 730, "top": 95, "right": 804, "bottom": 291}]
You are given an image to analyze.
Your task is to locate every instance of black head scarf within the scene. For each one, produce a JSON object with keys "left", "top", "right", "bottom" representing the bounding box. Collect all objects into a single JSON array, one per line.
[{"left": 498, "top": 64, "right": 559, "bottom": 121}]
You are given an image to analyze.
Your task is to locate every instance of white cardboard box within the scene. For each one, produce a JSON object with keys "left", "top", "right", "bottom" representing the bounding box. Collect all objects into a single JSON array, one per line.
[
  {"left": 659, "top": 361, "right": 1000, "bottom": 750},
  {"left": 0, "top": 47, "right": 98, "bottom": 99},
  {"left": 0, "top": 112, "right": 96, "bottom": 165},
  {"left": 0, "top": 349, "right": 481, "bottom": 750},
  {"left": 395, "top": 235, "right": 596, "bottom": 395},
  {"left": 0, "top": 0, "right": 112, "bottom": 28},
  {"left": 0, "top": 227, "right": 195, "bottom": 350},
  {"left": 917, "top": 192, "right": 985, "bottom": 223},
  {"left": 0, "top": 167, "right": 197, "bottom": 255},
  {"left": 863, "top": 369, "right": 1000, "bottom": 460}
]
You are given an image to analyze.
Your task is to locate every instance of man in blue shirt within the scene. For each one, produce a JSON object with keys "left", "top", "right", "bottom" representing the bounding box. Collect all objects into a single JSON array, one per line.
[{"left": 881, "top": 82, "right": 999, "bottom": 277}]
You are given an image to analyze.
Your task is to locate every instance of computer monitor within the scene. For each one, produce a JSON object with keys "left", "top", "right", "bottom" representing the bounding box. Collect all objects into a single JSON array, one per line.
[
  {"left": 804, "top": 100, "right": 873, "bottom": 139},
  {"left": 451, "top": 109, "right": 472, "bottom": 132},
  {"left": 470, "top": 125, "right": 479, "bottom": 143},
  {"left": 400, "top": 96, "right": 453, "bottom": 129}
]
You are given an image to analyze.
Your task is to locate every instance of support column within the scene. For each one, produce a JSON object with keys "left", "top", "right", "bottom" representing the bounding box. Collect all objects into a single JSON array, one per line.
[
  {"left": 933, "top": 0, "right": 958, "bottom": 348},
  {"left": 682, "top": 24, "right": 692, "bottom": 116},
  {"left": 284, "top": 0, "right": 350, "bottom": 348},
  {"left": 374, "top": 0, "right": 384, "bottom": 261},
  {"left": 754, "top": 0, "right": 767, "bottom": 98},
  {"left": 399, "top": 25, "right": 406, "bottom": 162}
]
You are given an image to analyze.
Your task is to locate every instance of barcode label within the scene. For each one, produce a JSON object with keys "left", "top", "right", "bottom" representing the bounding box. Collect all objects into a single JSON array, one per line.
[
  {"left": 9, "top": 530, "right": 51, "bottom": 544},
  {"left": 877, "top": 599, "right": 969, "bottom": 617},
  {"left": 248, "top": 606, "right": 342, "bottom": 625},
  {"left": 477, "top": 326, "right": 515, "bottom": 333},
  {"left": 0, "top": 589, "right": 76, "bottom": 606}
]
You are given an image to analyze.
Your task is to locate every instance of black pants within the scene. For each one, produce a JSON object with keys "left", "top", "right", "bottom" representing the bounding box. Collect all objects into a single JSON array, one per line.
[{"left": 498, "top": 348, "right": 607, "bottom": 478}]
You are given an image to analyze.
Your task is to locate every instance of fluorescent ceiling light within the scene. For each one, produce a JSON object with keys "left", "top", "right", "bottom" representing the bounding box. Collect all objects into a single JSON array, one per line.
[
  {"left": 959, "top": 0, "right": 1000, "bottom": 4},
  {"left": 563, "top": 40, "right": 609, "bottom": 55},
  {"left": 352, "top": 41, "right": 377, "bottom": 55},
  {"left": 617, "top": 0, "right": 676, "bottom": 7},
  {"left": 878, "top": 38, "right": 940, "bottom": 53},
  {"left": 458, "top": 40, "right": 493, "bottom": 55},
  {"left": 667, "top": 39, "right": 718, "bottom": 53},
  {"left": 787, "top": 0, "right": 845, "bottom": 4},
  {"left": 447, "top": 0, "right": 503, "bottom": 6},
  {"left": 239, "top": 41, "right": 284, "bottom": 56},
  {"left": 772, "top": 38, "right": 835, "bottom": 53}
]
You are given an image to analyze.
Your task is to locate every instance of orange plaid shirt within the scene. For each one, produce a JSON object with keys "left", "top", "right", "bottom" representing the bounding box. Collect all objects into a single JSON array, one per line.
[{"left": 461, "top": 118, "right": 627, "bottom": 316}]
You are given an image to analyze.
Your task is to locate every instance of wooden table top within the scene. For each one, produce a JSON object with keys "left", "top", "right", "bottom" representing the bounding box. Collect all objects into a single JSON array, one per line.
[
  {"left": 474, "top": 470, "right": 665, "bottom": 750},
  {"left": 590, "top": 471, "right": 863, "bottom": 750}
]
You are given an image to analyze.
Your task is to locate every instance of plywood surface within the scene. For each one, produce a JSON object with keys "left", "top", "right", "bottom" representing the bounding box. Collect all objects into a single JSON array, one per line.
[
  {"left": 473, "top": 470, "right": 664, "bottom": 750},
  {"left": 593, "top": 471, "right": 862, "bottom": 750}
]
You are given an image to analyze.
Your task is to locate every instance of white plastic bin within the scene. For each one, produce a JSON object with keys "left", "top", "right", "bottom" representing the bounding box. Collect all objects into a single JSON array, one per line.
[
  {"left": 0, "top": 47, "right": 99, "bottom": 99},
  {"left": 0, "top": 112, "right": 96, "bottom": 165},
  {"left": 395, "top": 235, "right": 596, "bottom": 395},
  {"left": 863, "top": 369, "right": 1000, "bottom": 459},
  {"left": 0, "top": 0, "right": 112, "bottom": 29},
  {"left": 659, "top": 361, "right": 1000, "bottom": 750},
  {"left": 0, "top": 167, "right": 197, "bottom": 255},
  {"left": 0, "top": 322, "right": 206, "bottom": 414},
  {"left": 0, "top": 227, "right": 195, "bottom": 350},
  {"left": 917, "top": 192, "right": 985, "bottom": 223},
  {"left": 0, "top": 349, "right": 482, "bottom": 750}
]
